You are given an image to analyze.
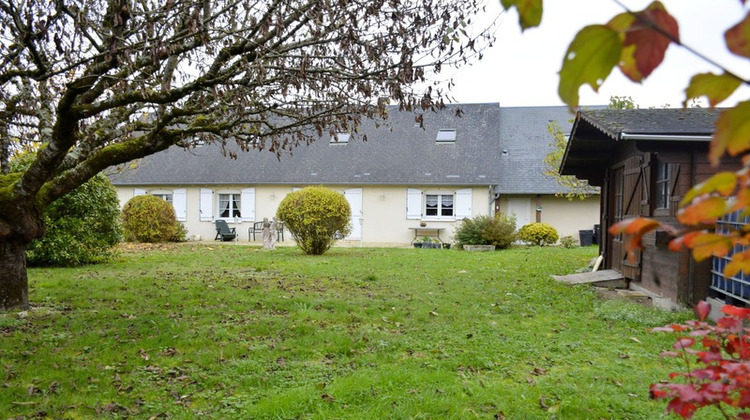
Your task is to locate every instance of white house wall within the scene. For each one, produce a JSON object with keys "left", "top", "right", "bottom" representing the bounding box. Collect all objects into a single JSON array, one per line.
[
  {"left": 496, "top": 194, "right": 600, "bottom": 243},
  {"left": 115, "top": 185, "right": 492, "bottom": 246}
]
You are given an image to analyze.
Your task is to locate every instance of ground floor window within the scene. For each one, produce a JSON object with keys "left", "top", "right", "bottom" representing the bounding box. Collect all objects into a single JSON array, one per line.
[
  {"left": 425, "top": 194, "right": 454, "bottom": 217},
  {"left": 219, "top": 193, "right": 241, "bottom": 219},
  {"left": 152, "top": 193, "right": 173, "bottom": 205},
  {"left": 711, "top": 210, "right": 750, "bottom": 304}
]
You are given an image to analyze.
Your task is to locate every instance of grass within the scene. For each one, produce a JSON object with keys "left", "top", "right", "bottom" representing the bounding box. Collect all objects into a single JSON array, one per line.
[{"left": 0, "top": 244, "right": 696, "bottom": 418}]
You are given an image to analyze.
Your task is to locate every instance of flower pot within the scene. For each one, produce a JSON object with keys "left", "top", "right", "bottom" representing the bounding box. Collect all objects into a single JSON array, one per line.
[
  {"left": 441, "top": 243, "right": 451, "bottom": 249},
  {"left": 413, "top": 242, "right": 423, "bottom": 248}
]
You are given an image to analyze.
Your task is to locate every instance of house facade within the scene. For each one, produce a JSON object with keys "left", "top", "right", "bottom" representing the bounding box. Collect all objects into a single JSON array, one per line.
[
  {"left": 495, "top": 106, "right": 599, "bottom": 239},
  {"left": 111, "top": 103, "right": 599, "bottom": 246},
  {"left": 561, "top": 108, "right": 742, "bottom": 305}
]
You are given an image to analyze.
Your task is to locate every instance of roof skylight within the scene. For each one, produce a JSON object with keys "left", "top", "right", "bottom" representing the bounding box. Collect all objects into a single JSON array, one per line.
[{"left": 436, "top": 129, "right": 456, "bottom": 143}]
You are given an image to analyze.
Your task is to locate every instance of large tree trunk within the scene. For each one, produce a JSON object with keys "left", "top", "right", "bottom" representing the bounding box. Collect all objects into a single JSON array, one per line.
[{"left": 0, "top": 239, "right": 29, "bottom": 310}]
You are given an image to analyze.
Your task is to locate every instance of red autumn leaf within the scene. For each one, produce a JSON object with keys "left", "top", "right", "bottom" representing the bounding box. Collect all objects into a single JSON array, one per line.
[
  {"left": 684, "top": 72, "right": 743, "bottom": 108},
  {"left": 722, "top": 305, "right": 750, "bottom": 320},
  {"left": 666, "top": 398, "right": 698, "bottom": 418},
  {"left": 710, "top": 101, "right": 750, "bottom": 165},
  {"left": 613, "top": 1, "right": 679, "bottom": 82},
  {"left": 695, "top": 300, "right": 711, "bottom": 322},
  {"left": 677, "top": 196, "right": 728, "bottom": 225},
  {"left": 725, "top": 11, "right": 750, "bottom": 58},
  {"left": 674, "top": 337, "right": 695, "bottom": 350},
  {"left": 680, "top": 172, "right": 738, "bottom": 207}
]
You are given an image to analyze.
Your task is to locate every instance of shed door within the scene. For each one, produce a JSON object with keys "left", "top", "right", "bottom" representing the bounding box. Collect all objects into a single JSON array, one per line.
[{"left": 609, "top": 156, "right": 647, "bottom": 280}]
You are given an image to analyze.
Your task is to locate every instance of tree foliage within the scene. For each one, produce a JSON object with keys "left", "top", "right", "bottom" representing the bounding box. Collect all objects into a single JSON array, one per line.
[
  {"left": 26, "top": 174, "right": 122, "bottom": 266},
  {"left": 276, "top": 186, "right": 351, "bottom": 255},
  {"left": 542, "top": 96, "right": 634, "bottom": 199},
  {"left": 0, "top": 0, "right": 495, "bottom": 309}
]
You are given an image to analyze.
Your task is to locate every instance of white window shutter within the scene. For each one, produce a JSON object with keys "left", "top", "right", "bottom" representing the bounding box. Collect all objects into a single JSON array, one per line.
[
  {"left": 406, "top": 188, "right": 422, "bottom": 220},
  {"left": 455, "top": 188, "right": 472, "bottom": 219},
  {"left": 173, "top": 189, "right": 187, "bottom": 222},
  {"left": 241, "top": 188, "right": 255, "bottom": 221},
  {"left": 133, "top": 188, "right": 146, "bottom": 196},
  {"left": 199, "top": 188, "right": 213, "bottom": 221}
]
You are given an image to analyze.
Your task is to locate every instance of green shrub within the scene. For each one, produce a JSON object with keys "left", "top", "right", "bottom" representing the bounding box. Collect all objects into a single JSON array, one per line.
[
  {"left": 518, "top": 222, "right": 559, "bottom": 246},
  {"left": 122, "top": 195, "right": 186, "bottom": 243},
  {"left": 276, "top": 186, "right": 351, "bottom": 255},
  {"left": 26, "top": 174, "right": 123, "bottom": 266},
  {"left": 559, "top": 235, "right": 577, "bottom": 248},
  {"left": 454, "top": 213, "right": 516, "bottom": 249}
]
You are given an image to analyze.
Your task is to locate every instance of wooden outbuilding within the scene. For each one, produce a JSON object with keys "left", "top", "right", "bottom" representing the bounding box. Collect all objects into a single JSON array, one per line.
[{"left": 561, "top": 108, "right": 741, "bottom": 305}]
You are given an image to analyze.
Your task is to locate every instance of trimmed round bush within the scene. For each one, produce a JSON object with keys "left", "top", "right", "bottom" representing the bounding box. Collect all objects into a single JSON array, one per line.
[
  {"left": 276, "top": 186, "right": 351, "bottom": 255},
  {"left": 518, "top": 222, "right": 559, "bottom": 246},
  {"left": 454, "top": 213, "right": 516, "bottom": 250},
  {"left": 26, "top": 174, "right": 123, "bottom": 266},
  {"left": 122, "top": 195, "right": 186, "bottom": 243}
]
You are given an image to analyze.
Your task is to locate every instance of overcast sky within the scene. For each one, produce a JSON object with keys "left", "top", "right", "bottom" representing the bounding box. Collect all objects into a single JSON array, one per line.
[{"left": 447, "top": 0, "right": 749, "bottom": 108}]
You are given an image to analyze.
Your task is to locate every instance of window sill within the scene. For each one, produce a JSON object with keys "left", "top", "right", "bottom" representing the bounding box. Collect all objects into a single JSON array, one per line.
[{"left": 423, "top": 217, "right": 456, "bottom": 222}]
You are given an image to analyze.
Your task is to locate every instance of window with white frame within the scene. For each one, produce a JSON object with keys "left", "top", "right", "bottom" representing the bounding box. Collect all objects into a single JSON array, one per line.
[
  {"left": 425, "top": 194, "right": 454, "bottom": 217},
  {"left": 218, "top": 193, "right": 241, "bottom": 219},
  {"left": 406, "top": 188, "right": 471, "bottom": 220},
  {"left": 134, "top": 188, "right": 186, "bottom": 221},
  {"left": 151, "top": 191, "right": 173, "bottom": 205}
]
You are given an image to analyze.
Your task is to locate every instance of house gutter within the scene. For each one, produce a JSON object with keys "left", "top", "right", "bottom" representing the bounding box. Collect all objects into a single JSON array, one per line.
[{"left": 619, "top": 133, "right": 713, "bottom": 142}]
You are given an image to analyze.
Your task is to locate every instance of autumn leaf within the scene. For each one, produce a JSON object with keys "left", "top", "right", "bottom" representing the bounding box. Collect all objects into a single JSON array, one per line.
[
  {"left": 725, "top": 249, "right": 750, "bottom": 278},
  {"left": 677, "top": 196, "right": 728, "bottom": 225},
  {"left": 558, "top": 25, "right": 621, "bottom": 109},
  {"left": 684, "top": 72, "right": 743, "bottom": 108},
  {"left": 710, "top": 101, "right": 750, "bottom": 165},
  {"left": 680, "top": 171, "right": 737, "bottom": 206},
  {"left": 722, "top": 304, "right": 750, "bottom": 320},
  {"left": 725, "top": 11, "right": 750, "bottom": 58},
  {"left": 609, "top": 217, "right": 661, "bottom": 252},
  {"left": 611, "top": 1, "right": 679, "bottom": 82},
  {"left": 500, "top": 0, "right": 543, "bottom": 31},
  {"left": 684, "top": 232, "right": 733, "bottom": 261},
  {"left": 694, "top": 300, "right": 711, "bottom": 322}
]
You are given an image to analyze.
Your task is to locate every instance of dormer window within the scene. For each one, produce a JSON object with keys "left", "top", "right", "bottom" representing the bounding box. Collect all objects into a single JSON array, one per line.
[
  {"left": 436, "top": 129, "right": 456, "bottom": 143},
  {"left": 330, "top": 133, "right": 350, "bottom": 144}
]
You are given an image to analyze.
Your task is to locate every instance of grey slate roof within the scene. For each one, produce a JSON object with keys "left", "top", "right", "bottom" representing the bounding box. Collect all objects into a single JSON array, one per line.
[
  {"left": 110, "top": 103, "right": 504, "bottom": 187},
  {"left": 574, "top": 108, "right": 720, "bottom": 140},
  {"left": 495, "top": 106, "right": 578, "bottom": 194}
]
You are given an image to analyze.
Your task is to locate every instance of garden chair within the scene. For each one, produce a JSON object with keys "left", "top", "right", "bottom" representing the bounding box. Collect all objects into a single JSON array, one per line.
[{"left": 214, "top": 220, "right": 237, "bottom": 241}]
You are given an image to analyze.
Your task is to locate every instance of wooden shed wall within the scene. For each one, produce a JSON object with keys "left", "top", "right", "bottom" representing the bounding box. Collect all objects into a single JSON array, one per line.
[{"left": 603, "top": 144, "right": 740, "bottom": 304}]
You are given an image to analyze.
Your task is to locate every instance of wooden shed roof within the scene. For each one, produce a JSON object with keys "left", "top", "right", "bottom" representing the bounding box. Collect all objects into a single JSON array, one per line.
[{"left": 561, "top": 108, "right": 722, "bottom": 186}]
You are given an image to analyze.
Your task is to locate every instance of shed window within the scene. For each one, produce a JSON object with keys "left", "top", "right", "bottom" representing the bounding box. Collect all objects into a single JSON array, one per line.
[
  {"left": 655, "top": 161, "right": 671, "bottom": 209},
  {"left": 436, "top": 129, "right": 456, "bottom": 143}
]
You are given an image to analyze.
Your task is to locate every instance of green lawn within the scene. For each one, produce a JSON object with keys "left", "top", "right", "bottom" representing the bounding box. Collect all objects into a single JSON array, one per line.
[{"left": 1, "top": 244, "right": 694, "bottom": 418}]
